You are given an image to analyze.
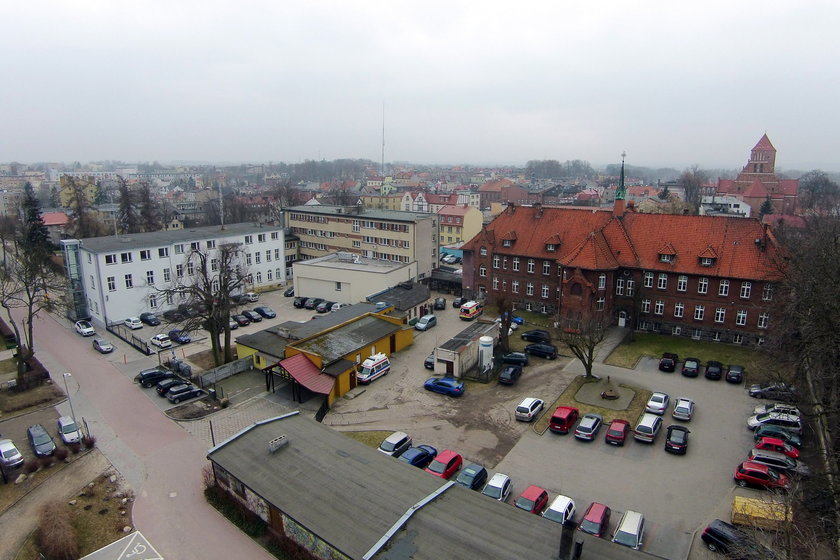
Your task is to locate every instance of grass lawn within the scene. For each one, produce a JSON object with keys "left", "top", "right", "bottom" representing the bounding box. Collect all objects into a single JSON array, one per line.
[
  {"left": 341, "top": 430, "right": 393, "bottom": 449},
  {"left": 605, "top": 332, "right": 766, "bottom": 372},
  {"left": 533, "top": 375, "right": 651, "bottom": 435},
  {"left": 0, "top": 382, "right": 65, "bottom": 416}
]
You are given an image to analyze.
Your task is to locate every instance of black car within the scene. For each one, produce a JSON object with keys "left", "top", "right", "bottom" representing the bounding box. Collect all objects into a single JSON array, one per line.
[
  {"left": 659, "top": 352, "right": 678, "bottom": 372},
  {"left": 664, "top": 425, "right": 690, "bottom": 454},
  {"left": 749, "top": 382, "right": 797, "bottom": 402},
  {"left": 524, "top": 343, "right": 558, "bottom": 360},
  {"left": 424, "top": 353, "right": 435, "bottom": 370},
  {"left": 304, "top": 298, "right": 324, "bottom": 310},
  {"left": 452, "top": 297, "right": 466, "bottom": 308},
  {"left": 705, "top": 360, "right": 724, "bottom": 380},
  {"left": 27, "top": 424, "right": 56, "bottom": 457},
  {"left": 316, "top": 301, "right": 335, "bottom": 313},
  {"left": 502, "top": 352, "right": 529, "bottom": 366},
  {"left": 753, "top": 425, "right": 802, "bottom": 449},
  {"left": 293, "top": 297, "right": 306, "bottom": 308},
  {"left": 139, "top": 312, "right": 161, "bottom": 326},
  {"left": 167, "top": 384, "right": 202, "bottom": 404},
  {"left": 455, "top": 463, "right": 488, "bottom": 491},
  {"left": 243, "top": 310, "right": 263, "bottom": 322},
  {"left": 136, "top": 368, "right": 177, "bottom": 388},
  {"left": 232, "top": 314, "right": 251, "bottom": 327},
  {"left": 498, "top": 365, "right": 522, "bottom": 385},
  {"left": 520, "top": 329, "right": 551, "bottom": 343},
  {"left": 168, "top": 329, "right": 191, "bottom": 344},
  {"left": 162, "top": 309, "right": 185, "bottom": 322},
  {"left": 156, "top": 378, "right": 183, "bottom": 397},
  {"left": 433, "top": 297, "right": 446, "bottom": 310},
  {"left": 700, "top": 519, "right": 777, "bottom": 559},
  {"left": 283, "top": 286, "right": 295, "bottom": 297},
  {"left": 681, "top": 357, "right": 700, "bottom": 377},
  {"left": 726, "top": 364, "right": 745, "bottom": 384},
  {"left": 254, "top": 306, "right": 276, "bottom": 319}
]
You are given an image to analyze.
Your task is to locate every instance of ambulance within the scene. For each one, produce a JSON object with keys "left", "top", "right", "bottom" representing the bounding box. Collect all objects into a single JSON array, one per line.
[
  {"left": 459, "top": 300, "right": 484, "bottom": 321},
  {"left": 357, "top": 352, "right": 391, "bottom": 384}
]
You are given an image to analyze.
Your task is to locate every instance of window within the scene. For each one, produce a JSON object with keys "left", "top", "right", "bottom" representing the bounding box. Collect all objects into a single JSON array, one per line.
[
  {"left": 163, "top": 268, "right": 171, "bottom": 282},
  {"left": 175, "top": 244, "right": 184, "bottom": 254},
  {"left": 672, "top": 326, "right": 681, "bottom": 335},
  {"left": 492, "top": 255, "right": 500, "bottom": 269},
  {"left": 274, "top": 249, "right": 281, "bottom": 260},
  {"left": 758, "top": 312, "right": 769, "bottom": 329},
  {"left": 659, "top": 254, "right": 673, "bottom": 263},
  {"left": 502, "top": 240, "right": 512, "bottom": 247},
  {"left": 598, "top": 274, "right": 606, "bottom": 290},
  {"left": 512, "top": 257, "right": 520, "bottom": 271},
  {"left": 149, "top": 295, "right": 157, "bottom": 308},
  {"left": 616, "top": 279, "right": 624, "bottom": 295},
  {"left": 644, "top": 272, "right": 653, "bottom": 288},
  {"left": 526, "top": 282, "right": 534, "bottom": 296},
  {"left": 527, "top": 259, "right": 535, "bottom": 273},
  {"left": 733, "top": 334, "right": 743, "bottom": 344},
  {"left": 654, "top": 300, "right": 664, "bottom": 315},
  {"left": 714, "top": 308, "right": 725, "bottom": 323},
  {"left": 105, "top": 254, "right": 117, "bottom": 265},
  {"left": 492, "top": 277, "right": 499, "bottom": 290},
  {"left": 626, "top": 280, "right": 635, "bottom": 296},
  {"left": 692, "top": 328, "right": 702, "bottom": 340},
  {"left": 176, "top": 264, "right": 183, "bottom": 278},
  {"left": 674, "top": 302, "right": 684, "bottom": 318},
  {"left": 207, "top": 240, "right": 216, "bottom": 249},
  {"left": 267, "top": 270, "right": 273, "bottom": 281},
  {"left": 677, "top": 275, "right": 687, "bottom": 292},
  {"left": 543, "top": 261, "right": 551, "bottom": 275},
  {"left": 187, "top": 261, "right": 194, "bottom": 276},
  {"left": 480, "top": 247, "right": 487, "bottom": 256},
  {"left": 255, "top": 252, "right": 261, "bottom": 264},
  {"left": 713, "top": 331, "right": 721, "bottom": 341},
  {"left": 255, "top": 272, "right": 262, "bottom": 283},
  {"left": 719, "top": 279, "right": 729, "bottom": 296},
  {"left": 541, "top": 284, "right": 549, "bottom": 298},
  {"left": 698, "top": 277, "right": 708, "bottom": 294},
  {"left": 140, "top": 250, "right": 151, "bottom": 261},
  {"left": 479, "top": 264, "right": 487, "bottom": 277},
  {"left": 190, "top": 242, "right": 199, "bottom": 250},
  {"left": 266, "top": 250, "right": 271, "bottom": 262},
  {"left": 512, "top": 280, "right": 519, "bottom": 293},
  {"left": 740, "top": 282, "right": 752, "bottom": 299},
  {"left": 124, "top": 274, "right": 133, "bottom": 289},
  {"left": 87, "top": 253, "right": 92, "bottom": 263},
  {"left": 546, "top": 243, "right": 556, "bottom": 252},
  {"left": 158, "top": 247, "right": 169, "bottom": 258},
  {"left": 502, "top": 257, "right": 507, "bottom": 270},
  {"left": 694, "top": 305, "right": 705, "bottom": 320},
  {"left": 271, "top": 232, "right": 279, "bottom": 240},
  {"left": 700, "top": 257, "right": 714, "bottom": 267},
  {"left": 352, "top": 220, "right": 360, "bottom": 232},
  {"left": 120, "top": 252, "right": 132, "bottom": 263},
  {"left": 596, "top": 297, "right": 605, "bottom": 311},
  {"left": 258, "top": 234, "right": 266, "bottom": 243},
  {"left": 736, "top": 310, "right": 747, "bottom": 326},
  {"left": 641, "top": 299, "right": 651, "bottom": 313},
  {"left": 107, "top": 276, "right": 116, "bottom": 291},
  {"left": 166, "top": 294, "right": 173, "bottom": 305},
  {"left": 89, "top": 275, "right": 95, "bottom": 289},
  {"left": 246, "top": 253, "right": 252, "bottom": 266},
  {"left": 657, "top": 273, "right": 667, "bottom": 289},
  {"left": 762, "top": 284, "right": 773, "bottom": 301},
  {"left": 146, "top": 271, "right": 154, "bottom": 285},
  {"left": 244, "top": 235, "right": 253, "bottom": 244},
  {"left": 336, "top": 282, "right": 342, "bottom": 291}
]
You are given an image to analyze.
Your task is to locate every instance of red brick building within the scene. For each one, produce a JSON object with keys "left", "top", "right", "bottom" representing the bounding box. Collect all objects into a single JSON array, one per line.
[{"left": 462, "top": 198, "right": 783, "bottom": 345}]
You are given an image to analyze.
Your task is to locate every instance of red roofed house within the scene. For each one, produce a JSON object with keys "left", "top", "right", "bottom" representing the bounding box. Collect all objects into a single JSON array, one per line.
[
  {"left": 462, "top": 173, "right": 783, "bottom": 345},
  {"left": 714, "top": 134, "right": 799, "bottom": 216},
  {"left": 42, "top": 211, "right": 70, "bottom": 244}
]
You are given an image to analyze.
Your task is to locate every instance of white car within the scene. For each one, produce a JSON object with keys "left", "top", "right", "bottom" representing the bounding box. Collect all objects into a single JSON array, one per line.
[
  {"left": 0, "top": 438, "right": 24, "bottom": 469},
  {"left": 150, "top": 334, "right": 172, "bottom": 348},
  {"left": 515, "top": 398, "right": 544, "bottom": 422},
  {"left": 124, "top": 317, "right": 143, "bottom": 330},
  {"left": 74, "top": 320, "right": 95, "bottom": 336},
  {"left": 645, "top": 392, "right": 670, "bottom": 415},
  {"left": 481, "top": 473, "right": 512, "bottom": 501},
  {"left": 672, "top": 398, "right": 696, "bottom": 421},
  {"left": 752, "top": 403, "right": 800, "bottom": 417},
  {"left": 57, "top": 416, "right": 81, "bottom": 444},
  {"left": 543, "top": 495, "right": 576, "bottom": 525}
]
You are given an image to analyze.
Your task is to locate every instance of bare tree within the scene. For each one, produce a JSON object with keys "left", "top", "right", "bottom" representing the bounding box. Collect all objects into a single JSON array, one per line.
[
  {"left": 137, "top": 182, "right": 161, "bottom": 231},
  {"left": 64, "top": 177, "right": 105, "bottom": 238},
  {"left": 799, "top": 170, "right": 840, "bottom": 212},
  {"left": 552, "top": 312, "right": 608, "bottom": 379},
  {"left": 493, "top": 293, "right": 514, "bottom": 352},
  {"left": 678, "top": 165, "right": 708, "bottom": 209}
]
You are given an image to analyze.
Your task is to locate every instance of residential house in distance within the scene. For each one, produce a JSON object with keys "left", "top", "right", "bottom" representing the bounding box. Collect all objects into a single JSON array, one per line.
[
  {"left": 438, "top": 205, "right": 483, "bottom": 246},
  {"left": 358, "top": 192, "right": 402, "bottom": 210}
]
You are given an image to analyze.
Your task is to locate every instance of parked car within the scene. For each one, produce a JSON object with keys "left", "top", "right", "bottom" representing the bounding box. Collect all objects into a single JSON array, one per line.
[
  {"left": 515, "top": 398, "right": 544, "bottom": 422},
  {"left": 150, "top": 334, "right": 172, "bottom": 348},
  {"left": 634, "top": 413, "right": 663, "bottom": 443},
  {"left": 283, "top": 286, "right": 295, "bottom": 297},
  {"left": 747, "top": 412, "right": 803, "bottom": 434},
  {"left": 700, "top": 519, "right": 778, "bottom": 559},
  {"left": 27, "top": 424, "right": 56, "bottom": 457},
  {"left": 681, "top": 357, "right": 700, "bottom": 377},
  {"left": 502, "top": 352, "right": 529, "bottom": 366},
  {"left": 255, "top": 306, "right": 277, "bottom": 319},
  {"left": 498, "top": 365, "right": 522, "bottom": 385},
  {"left": 578, "top": 502, "right": 611, "bottom": 537},
  {"left": 232, "top": 314, "right": 251, "bottom": 327},
  {"left": 423, "top": 376, "right": 465, "bottom": 397},
  {"left": 604, "top": 419, "right": 630, "bottom": 446},
  {"left": 315, "top": 301, "right": 335, "bottom": 313},
  {"left": 433, "top": 297, "right": 446, "bottom": 310},
  {"left": 753, "top": 425, "right": 802, "bottom": 449},
  {"left": 414, "top": 314, "right": 437, "bottom": 331},
  {"left": 574, "top": 413, "right": 603, "bottom": 441},
  {"left": 524, "top": 343, "right": 558, "bottom": 359},
  {"left": 139, "top": 312, "right": 161, "bottom": 326},
  {"left": 424, "top": 353, "right": 435, "bottom": 370},
  {"left": 239, "top": 310, "right": 260, "bottom": 323},
  {"left": 425, "top": 449, "right": 462, "bottom": 479},
  {"left": 0, "top": 439, "right": 24, "bottom": 469},
  {"left": 92, "top": 338, "right": 114, "bottom": 353},
  {"left": 543, "top": 495, "right": 576, "bottom": 526},
  {"left": 378, "top": 432, "right": 412, "bottom": 458},
  {"left": 481, "top": 473, "right": 512, "bottom": 501},
  {"left": 304, "top": 298, "right": 323, "bottom": 310},
  {"left": 162, "top": 309, "right": 185, "bottom": 322},
  {"left": 705, "top": 360, "right": 724, "bottom": 380},
  {"left": 664, "top": 425, "right": 690, "bottom": 454},
  {"left": 672, "top": 398, "right": 696, "bottom": 421},
  {"left": 645, "top": 392, "right": 670, "bottom": 415},
  {"left": 330, "top": 302, "right": 351, "bottom": 312},
  {"left": 612, "top": 510, "right": 645, "bottom": 550},
  {"left": 56, "top": 416, "right": 81, "bottom": 444},
  {"left": 549, "top": 406, "right": 580, "bottom": 434},
  {"left": 749, "top": 382, "right": 797, "bottom": 401},
  {"left": 452, "top": 297, "right": 466, "bottom": 308},
  {"left": 753, "top": 403, "right": 800, "bottom": 417},
  {"left": 242, "top": 292, "right": 258, "bottom": 303},
  {"left": 74, "top": 320, "right": 95, "bottom": 336},
  {"left": 166, "top": 384, "right": 202, "bottom": 404},
  {"left": 456, "top": 463, "right": 488, "bottom": 491},
  {"left": 135, "top": 367, "right": 176, "bottom": 388},
  {"left": 747, "top": 449, "right": 810, "bottom": 477},
  {"left": 293, "top": 297, "right": 306, "bottom": 308},
  {"left": 515, "top": 485, "right": 549, "bottom": 514},
  {"left": 227, "top": 319, "right": 239, "bottom": 330},
  {"left": 734, "top": 461, "right": 790, "bottom": 490},
  {"left": 155, "top": 378, "right": 183, "bottom": 397},
  {"left": 658, "top": 352, "right": 678, "bottom": 372},
  {"left": 726, "top": 364, "right": 745, "bottom": 384},
  {"left": 168, "top": 329, "right": 191, "bottom": 344},
  {"left": 520, "top": 329, "right": 551, "bottom": 343},
  {"left": 755, "top": 436, "right": 800, "bottom": 459},
  {"left": 398, "top": 445, "right": 437, "bottom": 468},
  {"left": 124, "top": 317, "right": 143, "bottom": 330}
]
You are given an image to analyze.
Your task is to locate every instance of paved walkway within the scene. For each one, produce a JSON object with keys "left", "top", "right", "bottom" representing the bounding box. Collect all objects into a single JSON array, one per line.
[{"left": 180, "top": 396, "right": 294, "bottom": 446}]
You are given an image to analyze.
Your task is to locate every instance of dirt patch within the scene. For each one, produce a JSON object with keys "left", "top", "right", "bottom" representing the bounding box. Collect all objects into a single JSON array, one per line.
[
  {"left": 166, "top": 396, "right": 228, "bottom": 420},
  {"left": 0, "top": 382, "right": 65, "bottom": 416},
  {"left": 187, "top": 348, "right": 237, "bottom": 371},
  {"left": 342, "top": 430, "right": 393, "bottom": 449}
]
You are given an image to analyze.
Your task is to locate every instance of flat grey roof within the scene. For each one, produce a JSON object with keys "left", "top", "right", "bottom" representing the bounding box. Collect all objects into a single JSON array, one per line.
[
  {"left": 440, "top": 321, "right": 497, "bottom": 351},
  {"left": 287, "top": 205, "right": 433, "bottom": 223},
  {"left": 76, "top": 223, "right": 281, "bottom": 253},
  {"left": 372, "top": 283, "right": 430, "bottom": 312},
  {"left": 234, "top": 329, "right": 287, "bottom": 359},
  {"left": 293, "top": 315, "right": 402, "bottom": 364},
  {"left": 301, "top": 253, "right": 408, "bottom": 274}
]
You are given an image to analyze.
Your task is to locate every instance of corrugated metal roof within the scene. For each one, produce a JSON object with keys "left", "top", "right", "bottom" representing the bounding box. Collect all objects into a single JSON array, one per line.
[{"left": 280, "top": 354, "right": 334, "bottom": 394}]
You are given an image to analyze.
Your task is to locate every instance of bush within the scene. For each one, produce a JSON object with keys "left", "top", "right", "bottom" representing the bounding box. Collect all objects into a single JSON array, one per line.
[
  {"left": 204, "top": 487, "right": 266, "bottom": 538},
  {"left": 68, "top": 442, "right": 81, "bottom": 454},
  {"left": 266, "top": 533, "right": 318, "bottom": 560},
  {"left": 24, "top": 460, "right": 39, "bottom": 474},
  {"left": 37, "top": 501, "right": 79, "bottom": 560},
  {"left": 54, "top": 447, "right": 69, "bottom": 461},
  {"left": 82, "top": 435, "right": 96, "bottom": 449},
  {"left": 39, "top": 455, "right": 55, "bottom": 468}
]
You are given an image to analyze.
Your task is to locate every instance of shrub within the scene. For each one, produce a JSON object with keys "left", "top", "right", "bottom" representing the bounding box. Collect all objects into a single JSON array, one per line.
[
  {"left": 201, "top": 464, "right": 216, "bottom": 490},
  {"left": 204, "top": 487, "right": 266, "bottom": 538},
  {"left": 82, "top": 435, "right": 97, "bottom": 449},
  {"left": 24, "top": 460, "right": 39, "bottom": 474},
  {"left": 37, "top": 501, "right": 79, "bottom": 560},
  {"left": 266, "top": 533, "right": 318, "bottom": 560},
  {"left": 68, "top": 442, "right": 81, "bottom": 454},
  {"left": 39, "top": 455, "right": 55, "bottom": 468},
  {"left": 54, "top": 447, "right": 69, "bottom": 461}
]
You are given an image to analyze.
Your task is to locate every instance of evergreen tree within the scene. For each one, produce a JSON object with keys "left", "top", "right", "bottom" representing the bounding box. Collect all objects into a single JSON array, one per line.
[
  {"left": 20, "top": 182, "right": 52, "bottom": 254},
  {"left": 759, "top": 196, "right": 774, "bottom": 217},
  {"left": 658, "top": 185, "right": 671, "bottom": 200},
  {"left": 137, "top": 183, "right": 161, "bottom": 231},
  {"left": 117, "top": 177, "right": 140, "bottom": 233}
]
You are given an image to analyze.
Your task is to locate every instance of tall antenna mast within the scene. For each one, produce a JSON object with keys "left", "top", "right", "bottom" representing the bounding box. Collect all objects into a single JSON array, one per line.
[
  {"left": 381, "top": 101, "right": 385, "bottom": 176},
  {"left": 219, "top": 176, "right": 225, "bottom": 230}
]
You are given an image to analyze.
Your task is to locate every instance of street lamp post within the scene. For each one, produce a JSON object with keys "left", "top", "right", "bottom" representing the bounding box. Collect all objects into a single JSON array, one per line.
[{"left": 62, "top": 372, "right": 78, "bottom": 431}]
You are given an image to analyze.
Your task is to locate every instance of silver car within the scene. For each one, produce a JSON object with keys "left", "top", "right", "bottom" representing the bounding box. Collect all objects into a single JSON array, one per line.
[
  {"left": 0, "top": 438, "right": 24, "bottom": 469},
  {"left": 57, "top": 416, "right": 81, "bottom": 444},
  {"left": 645, "top": 392, "right": 670, "bottom": 415},
  {"left": 672, "top": 398, "right": 695, "bottom": 421}
]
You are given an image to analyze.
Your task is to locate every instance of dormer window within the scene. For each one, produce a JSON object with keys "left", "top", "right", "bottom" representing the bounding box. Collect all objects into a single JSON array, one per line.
[
  {"left": 502, "top": 240, "right": 512, "bottom": 247},
  {"left": 546, "top": 244, "right": 557, "bottom": 252},
  {"left": 659, "top": 254, "right": 673, "bottom": 263},
  {"left": 700, "top": 257, "right": 715, "bottom": 267}
]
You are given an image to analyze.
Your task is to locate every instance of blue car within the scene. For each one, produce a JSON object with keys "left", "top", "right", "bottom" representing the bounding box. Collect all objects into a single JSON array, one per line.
[
  {"left": 398, "top": 445, "right": 438, "bottom": 468},
  {"left": 168, "top": 329, "right": 192, "bottom": 344},
  {"left": 501, "top": 312, "right": 524, "bottom": 325},
  {"left": 424, "top": 376, "right": 465, "bottom": 397},
  {"left": 254, "top": 306, "right": 277, "bottom": 319}
]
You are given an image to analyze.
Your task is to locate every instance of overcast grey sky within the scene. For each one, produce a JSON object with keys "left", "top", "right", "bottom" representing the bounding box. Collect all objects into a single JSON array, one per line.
[{"left": 1, "top": 1, "right": 837, "bottom": 170}]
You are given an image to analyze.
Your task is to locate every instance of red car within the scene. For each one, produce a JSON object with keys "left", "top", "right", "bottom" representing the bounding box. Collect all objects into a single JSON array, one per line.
[
  {"left": 424, "top": 449, "right": 462, "bottom": 479},
  {"left": 578, "top": 502, "right": 612, "bottom": 537},
  {"left": 549, "top": 406, "right": 580, "bottom": 434},
  {"left": 734, "top": 461, "right": 790, "bottom": 490},
  {"left": 514, "top": 485, "right": 549, "bottom": 514},
  {"left": 754, "top": 436, "right": 800, "bottom": 459},
  {"left": 604, "top": 419, "right": 631, "bottom": 446}
]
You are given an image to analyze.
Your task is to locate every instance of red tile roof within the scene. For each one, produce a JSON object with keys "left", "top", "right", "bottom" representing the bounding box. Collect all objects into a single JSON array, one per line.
[
  {"left": 753, "top": 134, "right": 775, "bottom": 151},
  {"left": 42, "top": 212, "right": 69, "bottom": 226},
  {"left": 743, "top": 179, "right": 769, "bottom": 198},
  {"left": 478, "top": 178, "right": 513, "bottom": 193}
]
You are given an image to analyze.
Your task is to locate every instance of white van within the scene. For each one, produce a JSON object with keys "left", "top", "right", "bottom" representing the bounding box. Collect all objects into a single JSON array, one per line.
[{"left": 357, "top": 353, "right": 391, "bottom": 384}]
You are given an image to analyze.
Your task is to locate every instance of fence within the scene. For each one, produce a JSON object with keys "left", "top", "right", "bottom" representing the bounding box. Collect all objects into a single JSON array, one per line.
[
  {"left": 105, "top": 323, "right": 152, "bottom": 355},
  {"left": 197, "top": 356, "right": 253, "bottom": 388}
]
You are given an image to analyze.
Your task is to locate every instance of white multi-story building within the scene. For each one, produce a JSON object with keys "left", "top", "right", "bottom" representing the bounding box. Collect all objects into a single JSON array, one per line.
[{"left": 62, "top": 223, "right": 286, "bottom": 325}]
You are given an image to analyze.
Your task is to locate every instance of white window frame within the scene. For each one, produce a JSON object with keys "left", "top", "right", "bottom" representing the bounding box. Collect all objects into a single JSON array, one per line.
[
  {"left": 674, "top": 302, "right": 684, "bottom": 318},
  {"left": 641, "top": 299, "right": 651, "bottom": 313},
  {"left": 740, "top": 282, "right": 752, "bottom": 299},
  {"left": 714, "top": 308, "right": 725, "bottom": 323},
  {"left": 719, "top": 279, "right": 729, "bottom": 296},
  {"left": 694, "top": 305, "right": 705, "bottom": 320},
  {"left": 644, "top": 272, "right": 653, "bottom": 288},
  {"left": 657, "top": 273, "right": 667, "bottom": 290},
  {"left": 654, "top": 300, "right": 664, "bottom": 315},
  {"left": 677, "top": 275, "right": 687, "bottom": 292},
  {"left": 757, "top": 312, "right": 769, "bottom": 329},
  {"left": 698, "top": 277, "right": 709, "bottom": 294}
]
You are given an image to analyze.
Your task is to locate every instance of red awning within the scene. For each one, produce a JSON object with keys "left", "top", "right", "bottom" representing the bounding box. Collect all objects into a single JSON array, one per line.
[{"left": 279, "top": 353, "right": 334, "bottom": 395}]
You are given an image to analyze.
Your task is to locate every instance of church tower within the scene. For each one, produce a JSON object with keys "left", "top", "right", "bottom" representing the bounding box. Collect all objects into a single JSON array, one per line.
[{"left": 746, "top": 134, "right": 776, "bottom": 175}]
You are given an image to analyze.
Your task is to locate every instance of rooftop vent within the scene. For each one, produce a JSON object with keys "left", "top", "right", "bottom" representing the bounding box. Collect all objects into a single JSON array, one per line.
[{"left": 268, "top": 434, "right": 289, "bottom": 453}]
